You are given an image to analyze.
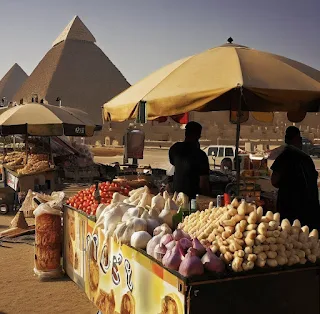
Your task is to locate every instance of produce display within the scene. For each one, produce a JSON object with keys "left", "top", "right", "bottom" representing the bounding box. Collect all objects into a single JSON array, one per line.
[
  {"left": 17, "top": 155, "right": 50, "bottom": 175},
  {"left": 67, "top": 184, "right": 320, "bottom": 279},
  {"left": 179, "top": 198, "right": 320, "bottom": 272},
  {"left": 87, "top": 187, "right": 224, "bottom": 277},
  {"left": 1, "top": 151, "right": 50, "bottom": 175},
  {"left": 93, "top": 187, "right": 187, "bottom": 243},
  {"left": 66, "top": 181, "right": 132, "bottom": 216}
]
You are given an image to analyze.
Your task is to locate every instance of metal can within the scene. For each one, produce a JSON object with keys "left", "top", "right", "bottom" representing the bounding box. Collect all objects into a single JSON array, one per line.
[
  {"left": 217, "top": 195, "right": 224, "bottom": 207},
  {"left": 190, "top": 199, "right": 197, "bottom": 213},
  {"left": 224, "top": 193, "right": 231, "bottom": 205}
]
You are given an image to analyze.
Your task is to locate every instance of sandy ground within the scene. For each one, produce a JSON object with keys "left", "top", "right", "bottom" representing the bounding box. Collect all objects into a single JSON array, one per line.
[
  {"left": 94, "top": 147, "right": 320, "bottom": 171},
  {"left": 0, "top": 215, "right": 97, "bottom": 314},
  {"left": 94, "top": 147, "right": 171, "bottom": 170},
  {"left": 90, "top": 146, "right": 124, "bottom": 157}
]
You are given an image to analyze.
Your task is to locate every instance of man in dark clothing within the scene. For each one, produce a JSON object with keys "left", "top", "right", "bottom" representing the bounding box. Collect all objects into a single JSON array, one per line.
[
  {"left": 271, "top": 126, "right": 320, "bottom": 230},
  {"left": 169, "top": 121, "right": 210, "bottom": 199}
]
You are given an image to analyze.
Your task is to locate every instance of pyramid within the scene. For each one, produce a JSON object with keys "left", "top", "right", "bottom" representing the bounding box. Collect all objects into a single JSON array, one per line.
[
  {"left": 14, "top": 16, "right": 130, "bottom": 124},
  {"left": 0, "top": 63, "right": 28, "bottom": 103},
  {"left": 52, "top": 15, "right": 96, "bottom": 47}
]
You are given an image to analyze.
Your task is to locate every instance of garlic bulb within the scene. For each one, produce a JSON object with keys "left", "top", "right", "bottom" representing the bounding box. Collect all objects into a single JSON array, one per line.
[
  {"left": 147, "top": 219, "right": 161, "bottom": 235},
  {"left": 128, "top": 186, "right": 145, "bottom": 197},
  {"left": 118, "top": 203, "right": 132, "bottom": 215},
  {"left": 147, "top": 232, "right": 164, "bottom": 257},
  {"left": 122, "top": 207, "right": 140, "bottom": 222},
  {"left": 130, "top": 198, "right": 140, "bottom": 206},
  {"left": 114, "top": 222, "right": 127, "bottom": 243},
  {"left": 128, "top": 217, "right": 147, "bottom": 232},
  {"left": 159, "top": 208, "right": 174, "bottom": 228},
  {"left": 141, "top": 209, "right": 150, "bottom": 220},
  {"left": 138, "top": 191, "right": 153, "bottom": 207},
  {"left": 149, "top": 207, "right": 159, "bottom": 219},
  {"left": 131, "top": 231, "right": 152, "bottom": 249},
  {"left": 151, "top": 193, "right": 165, "bottom": 210},
  {"left": 103, "top": 204, "right": 123, "bottom": 233},
  {"left": 119, "top": 217, "right": 147, "bottom": 245},
  {"left": 96, "top": 204, "right": 107, "bottom": 220},
  {"left": 164, "top": 197, "right": 179, "bottom": 212},
  {"left": 153, "top": 223, "right": 172, "bottom": 236},
  {"left": 112, "top": 192, "right": 128, "bottom": 204}
]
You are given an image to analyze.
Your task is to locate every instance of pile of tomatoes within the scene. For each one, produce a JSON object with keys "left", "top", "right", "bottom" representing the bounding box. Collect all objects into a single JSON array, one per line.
[{"left": 66, "top": 181, "right": 132, "bottom": 216}]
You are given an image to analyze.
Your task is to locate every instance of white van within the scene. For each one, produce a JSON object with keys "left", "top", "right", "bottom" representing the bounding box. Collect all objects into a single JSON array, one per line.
[{"left": 203, "top": 145, "right": 246, "bottom": 170}]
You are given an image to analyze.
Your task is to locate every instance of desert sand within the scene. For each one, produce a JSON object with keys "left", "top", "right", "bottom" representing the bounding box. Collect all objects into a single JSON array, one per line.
[{"left": 0, "top": 215, "right": 97, "bottom": 314}]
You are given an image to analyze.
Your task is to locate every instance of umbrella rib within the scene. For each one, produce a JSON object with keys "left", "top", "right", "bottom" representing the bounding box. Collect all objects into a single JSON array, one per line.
[{"left": 234, "top": 48, "right": 244, "bottom": 87}]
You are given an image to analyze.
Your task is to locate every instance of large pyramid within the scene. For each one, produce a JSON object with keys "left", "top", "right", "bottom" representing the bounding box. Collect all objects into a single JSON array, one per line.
[
  {"left": 0, "top": 63, "right": 28, "bottom": 103},
  {"left": 14, "top": 16, "right": 130, "bottom": 123}
]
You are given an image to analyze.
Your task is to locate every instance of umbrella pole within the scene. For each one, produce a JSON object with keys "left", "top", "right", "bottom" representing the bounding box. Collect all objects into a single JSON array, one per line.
[
  {"left": 25, "top": 135, "right": 28, "bottom": 164},
  {"left": 3, "top": 136, "right": 6, "bottom": 164},
  {"left": 48, "top": 137, "right": 53, "bottom": 165},
  {"left": 235, "top": 91, "right": 243, "bottom": 196}
]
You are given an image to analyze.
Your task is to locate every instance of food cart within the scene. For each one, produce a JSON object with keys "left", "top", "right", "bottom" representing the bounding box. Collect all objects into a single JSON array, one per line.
[
  {"left": 0, "top": 102, "right": 101, "bottom": 213},
  {"left": 63, "top": 205, "right": 320, "bottom": 314}
]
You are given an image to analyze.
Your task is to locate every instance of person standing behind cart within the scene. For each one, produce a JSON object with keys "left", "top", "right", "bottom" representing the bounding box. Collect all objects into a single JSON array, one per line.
[
  {"left": 169, "top": 121, "right": 210, "bottom": 199},
  {"left": 271, "top": 126, "right": 320, "bottom": 230}
]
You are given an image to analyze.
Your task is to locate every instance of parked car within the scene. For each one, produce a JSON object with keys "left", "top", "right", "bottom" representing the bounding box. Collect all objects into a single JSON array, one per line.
[
  {"left": 301, "top": 137, "right": 320, "bottom": 157},
  {"left": 202, "top": 145, "right": 247, "bottom": 170}
]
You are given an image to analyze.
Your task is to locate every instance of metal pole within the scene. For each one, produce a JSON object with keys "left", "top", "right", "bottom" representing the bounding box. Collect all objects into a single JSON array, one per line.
[
  {"left": 235, "top": 88, "right": 243, "bottom": 195},
  {"left": 25, "top": 135, "right": 29, "bottom": 164},
  {"left": 49, "top": 137, "right": 53, "bottom": 165},
  {"left": 123, "top": 130, "right": 128, "bottom": 164}
]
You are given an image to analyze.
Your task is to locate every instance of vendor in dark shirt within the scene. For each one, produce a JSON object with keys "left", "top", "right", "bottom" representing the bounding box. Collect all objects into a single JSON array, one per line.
[
  {"left": 271, "top": 126, "right": 320, "bottom": 230},
  {"left": 169, "top": 121, "right": 210, "bottom": 199}
]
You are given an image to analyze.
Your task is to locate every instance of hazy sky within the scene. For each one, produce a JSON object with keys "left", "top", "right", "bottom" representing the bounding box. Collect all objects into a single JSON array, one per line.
[{"left": 0, "top": 0, "right": 319, "bottom": 84}]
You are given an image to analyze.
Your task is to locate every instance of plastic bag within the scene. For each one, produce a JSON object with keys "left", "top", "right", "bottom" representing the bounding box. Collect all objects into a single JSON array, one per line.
[
  {"left": 47, "top": 191, "right": 65, "bottom": 210},
  {"left": 33, "top": 203, "right": 61, "bottom": 217}
]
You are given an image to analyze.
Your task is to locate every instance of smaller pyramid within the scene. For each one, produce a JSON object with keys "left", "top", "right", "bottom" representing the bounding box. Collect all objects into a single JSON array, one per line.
[
  {"left": 10, "top": 211, "right": 29, "bottom": 229},
  {"left": 52, "top": 15, "right": 96, "bottom": 47},
  {"left": 0, "top": 63, "right": 28, "bottom": 103}
]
